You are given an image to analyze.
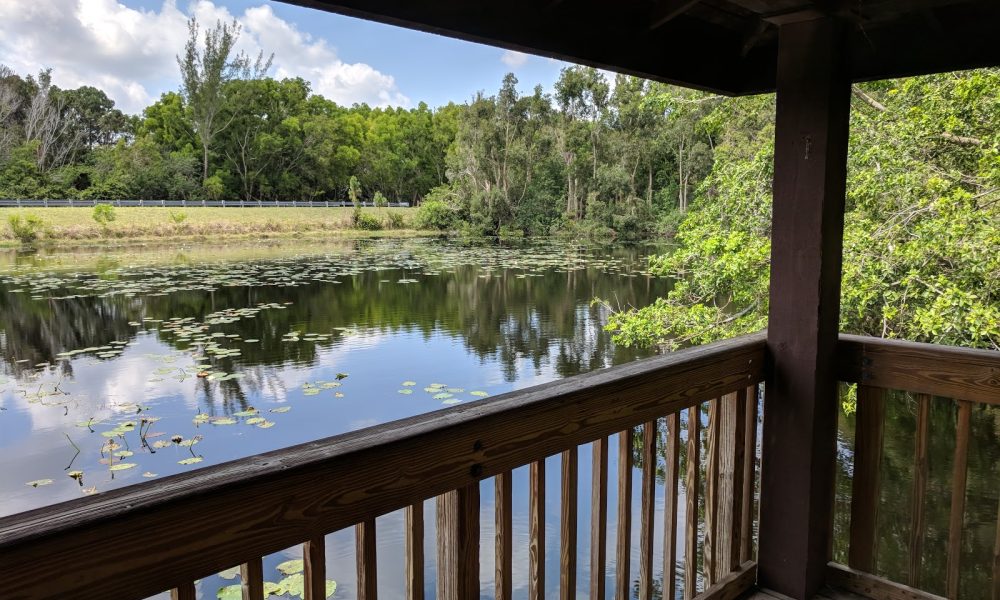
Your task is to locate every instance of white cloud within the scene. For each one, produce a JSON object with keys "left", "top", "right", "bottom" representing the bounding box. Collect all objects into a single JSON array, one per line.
[
  {"left": 500, "top": 50, "right": 529, "bottom": 68},
  {"left": 0, "top": 0, "right": 409, "bottom": 114}
]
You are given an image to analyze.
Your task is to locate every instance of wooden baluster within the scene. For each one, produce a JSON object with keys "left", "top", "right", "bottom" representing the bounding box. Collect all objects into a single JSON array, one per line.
[
  {"left": 848, "top": 385, "right": 885, "bottom": 573},
  {"left": 437, "top": 486, "right": 480, "bottom": 600},
  {"left": 662, "top": 413, "right": 681, "bottom": 600},
  {"left": 304, "top": 536, "right": 327, "bottom": 600},
  {"left": 591, "top": 437, "right": 609, "bottom": 600},
  {"left": 615, "top": 429, "right": 633, "bottom": 600},
  {"left": 529, "top": 461, "right": 546, "bottom": 600},
  {"left": 561, "top": 448, "right": 579, "bottom": 600},
  {"left": 684, "top": 406, "right": 701, "bottom": 599},
  {"left": 718, "top": 390, "right": 746, "bottom": 576},
  {"left": 639, "top": 421, "right": 657, "bottom": 600},
  {"left": 496, "top": 472, "right": 513, "bottom": 600},
  {"left": 357, "top": 518, "right": 377, "bottom": 600},
  {"left": 405, "top": 503, "right": 424, "bottom": 600},
  {"left": 171, "top": 582, "right": 196, "bottom": 600},
  {"left": 740, "top": 385, "right": 758, "bottom": 564},
  {"left": 241, "top": 557, "right": 264, "bottom": 600},
  {"left": 993, "top": 489, "right": 1000, "bottom": 600},
  {"left": 946, "top": 400, "right": 972, "bottom": 599},
  {"left": 908, "top": 394, "right": 930, "bottom": 588},
  {"left": 704, "top": 399, "right": 720, "bottom": 585}
]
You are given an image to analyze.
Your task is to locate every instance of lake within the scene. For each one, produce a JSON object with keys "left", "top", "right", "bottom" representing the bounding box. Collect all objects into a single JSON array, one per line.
[{"left": 1, "top": 236, "right": 996, "bottom": 600}]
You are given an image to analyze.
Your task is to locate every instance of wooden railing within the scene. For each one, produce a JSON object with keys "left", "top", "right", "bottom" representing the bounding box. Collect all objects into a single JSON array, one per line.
[
  {"left": 833, "top": 334, "right": 1000, "bottom": 600},
  {"left": 0, "top": 333, "right": 766, "bottom": 600}
]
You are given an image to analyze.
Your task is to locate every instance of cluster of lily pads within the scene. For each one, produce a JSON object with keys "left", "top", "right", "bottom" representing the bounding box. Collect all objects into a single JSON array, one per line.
[
  {"left": 398, "top": 381, "right": 489, "bottom": 405},
  {"left": 217, "top": 559, "right": 336, "bottom": 599}
]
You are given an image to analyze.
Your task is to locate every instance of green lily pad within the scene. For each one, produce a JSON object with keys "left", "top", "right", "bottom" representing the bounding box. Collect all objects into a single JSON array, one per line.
[
  {"left": 218, "top": 566, "right": 241, "bottom": 580},
  {"left": 26, "top": 479, "right": 53, "bottom": 487},
  {"left": 269, "top": 406, "right": 291, "bottom": 413},
  {"left": 276, "top": 559, "right": 304, "bottom": 575},
  {"left": 256, "top": 420, "right": 276, "bottom": 429},
  {"left": 433, "top": 392, "right": 453, "bottom": 399},
  {"left": 470, "top": 391, "right": 489, "bottom": 397},
  {"left": 401, "top": 381, "right": 416, "bottom": 386},
  {"left": 179, "top": 457, "right": 204, "bottom": 465},
  {"left": 110, "top": 463, "right": 137, "bottom": 471},
  {"left": 398, "top": 389, "right": 413, "bottom": 394},
  {"left": 212, "top": 417, "right": 237, "bottom": 425}
]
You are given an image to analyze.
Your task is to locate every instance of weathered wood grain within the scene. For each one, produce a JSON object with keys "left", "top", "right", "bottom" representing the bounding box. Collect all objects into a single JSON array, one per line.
[
  {"left": 241, "top": 557, "right": 264, "bottom": 600},
  {"left": 908, "top": 394, "right": 930, "bottom": 589},
  {"left": 436, "top": 486, "right": 479, "bottom": 600},
  {"left": 530, "top": 460, "right": 546, "bottom": 600},
  {"left": 639, "top": 421, "right": 657, "bottom": 600},
  {"left": 404, "top": 504, "right": 423, "bottom": 600},
  {"left": 685, "top": 405, "right": 702, "bottom": 600},
  {"left": 357, "top": 519, "right": 377, "bottom": 600},
  {"left": 615, "top": 430, "right": 633, "bottom": 600},
  {"left": 495, "top": 471, "right": 513, "bottom": 600},
  {"left": 303, "top": 536, "right": 327, "bottom": 600},
  {"left": 0, "top": 334, "right": 763, "bottom": 600},
  {"left": 561, "top": 447, "right": 579, "bottom": 600},
  {"left": 705, "top": 399, "right": 720, "bottom": 585},
  {"left": 848, "top": 385, "right": 885, "bottom": 573},
  {"left": 170, "top": 583, "right": 196, "bottom": 600},
  {"left": 827, "top": 562, "right": 949, "bottom": 600},
  {"left": 946, "top": 401, "right": 971, "bottom": 599},
  {"left": 591, "top": 437, "right": 609, "bottom": 600},
  {"left": 663, "top": 412, "right": 681, "bottom": 600},
  {"left": 837, "top": 334, "right": 1000, "bottom": 405},
  {"left": 740, "top": 385, "right": 757, "bottom": 564},
  {"left": 691, "top": 561, "right": 757, "bottom": 600},
  {"left": 718, "top": 390, "right": 744, "bottom": 575},
  {"left": 993, "top": 487, "right": 1000, "bottom": 600}
]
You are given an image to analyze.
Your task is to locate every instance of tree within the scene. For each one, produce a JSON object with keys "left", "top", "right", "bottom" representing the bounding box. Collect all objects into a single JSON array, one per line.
[{"left": 177, "top": 17, "right": 272, "bottom": 185}]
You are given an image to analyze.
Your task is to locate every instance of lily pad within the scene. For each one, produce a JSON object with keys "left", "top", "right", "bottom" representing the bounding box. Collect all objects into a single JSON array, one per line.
[
  {"left": 179, "top": 457, "right": 204, "bottom": 465},
  {"left": 276, "top": 559, "right": 304, "bottom": 575},
  {"left": 398, "top": 389, "right": 413, "bottom": 394},
  {"left": 26, "top": 479, "right": 53, "bottom": 487},
  {"left": 401, "top": 381, "right": 416, "bottom": 386},
  {"left": 470, "top": 391, "right": 489, "bottom": 397},
  {"left": 110, "top": 463, "right": 137, "bottom": 471},
  {"left": 219, "top": 566, "right": 241, "bottom": 580},
  {"left": 269, "top": 406, "right": 291, "bottom": 413}
]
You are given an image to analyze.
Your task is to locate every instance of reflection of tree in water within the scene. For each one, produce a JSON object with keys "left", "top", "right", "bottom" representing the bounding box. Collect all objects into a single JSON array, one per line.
[
  {"left": 833, "top": 391, "right": 1000, "bottom": 599},
  {"left": 0, "top": 244, "right": 668, "bottom": 396}
]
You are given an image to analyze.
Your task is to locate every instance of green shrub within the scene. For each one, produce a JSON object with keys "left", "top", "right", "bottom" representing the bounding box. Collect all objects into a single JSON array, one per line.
[
  {"left": 373, "top": 191, "right": 388, "bottom": 208},
  {"left": 8, "top": 213, "right": 45, "bottom": 245},
  {"left": 92, "top": 203, "right": 116, "bottom": 226},
  {"left": 385, "top": 211, "right": 405, "bottom": 229},
  {"left": 353, "top": 211, "right": 383, "bottom": 231},
  {"left": 168, "top": 210, "right": 188, "bottom": 224},
  {"left": 414, "top": 199, "right": 455, "bottom": 231},
  {"left": 497, "top": 224, "right": 525, "bottom": 239}
]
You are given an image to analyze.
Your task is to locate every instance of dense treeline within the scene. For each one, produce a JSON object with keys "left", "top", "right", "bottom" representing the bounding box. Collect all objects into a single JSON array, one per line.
[
  {"left": 0, "top": 18, "right": 714, "bottom": 239},
  {"left": 607, "top": 70, "right": 1000, "bottom": 351}
]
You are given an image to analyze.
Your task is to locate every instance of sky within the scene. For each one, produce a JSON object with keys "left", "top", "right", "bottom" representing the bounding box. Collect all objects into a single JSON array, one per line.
[{"left": 0, "top": 0, "right": 576, "bottom": 115}]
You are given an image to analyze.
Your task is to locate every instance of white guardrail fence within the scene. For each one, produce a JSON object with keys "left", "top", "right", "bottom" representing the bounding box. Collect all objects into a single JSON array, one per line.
[{"left": 0, "top": 199, "right": 411, "bottom": 208}]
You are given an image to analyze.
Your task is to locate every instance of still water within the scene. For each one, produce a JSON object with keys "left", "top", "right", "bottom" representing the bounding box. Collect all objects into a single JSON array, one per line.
[{"left": 0, "top": 237, "right": 681, "bottom": 599}]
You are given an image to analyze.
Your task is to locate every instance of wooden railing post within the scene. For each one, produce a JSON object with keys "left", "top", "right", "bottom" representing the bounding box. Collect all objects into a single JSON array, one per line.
[
  {"left": 356, "top": 519, "right": 377, "bottom": 600},
  {"left": 591, "top": 438, "right": 609, "bottom": 600},
  {"left": 662, "top": 413, "right": 681, "bottom": 600},
  {"left": 304, "top": 536, "right": 327, "bottom": 600},
  {"left": 848, "top": 385, "right": 886, "bottom": 572},
  {"left": 436, "top": 485, "right": 480, "bottom": 600},
  {"left": 529, "top": 461, "right": 545, "bottom": 600},
  {"left": 495, "top": 472, "right": 513, "bottom": 600},
  {"left": 561, "top": 448, "right": 579, "bottom": 600},
  {"left": 758, "top": 15, "right": 851, "bottom": 600},
  {"left": 909, "top": 394, "right": 930, "bottom": 588},
  {"left": 404, "top": 504, "right": 424, "bottom": 600},
  {"left": 684, "top": 407, "right": 701, "bottom": 599},
  {"left": 615, "top": 430, "right": 633, "bottom": 600}
]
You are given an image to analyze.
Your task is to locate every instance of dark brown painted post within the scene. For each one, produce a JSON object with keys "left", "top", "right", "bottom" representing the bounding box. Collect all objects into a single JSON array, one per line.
[{"left": 757, "top": 16, "right": 851, "bottom": 600}]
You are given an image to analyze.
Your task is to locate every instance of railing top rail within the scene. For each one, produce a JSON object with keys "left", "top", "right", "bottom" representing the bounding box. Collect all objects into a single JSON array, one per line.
[
  {"left": 837, "top": 333, "right": 1000, "bottom": 404},
  {"left": 0, "top": 332, "right": 765, "bottom": 600}
]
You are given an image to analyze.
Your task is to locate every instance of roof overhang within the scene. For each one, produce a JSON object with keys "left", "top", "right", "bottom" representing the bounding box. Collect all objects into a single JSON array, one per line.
[{"left": 280, "top": 0, "right": 1000, "bottom": 95}]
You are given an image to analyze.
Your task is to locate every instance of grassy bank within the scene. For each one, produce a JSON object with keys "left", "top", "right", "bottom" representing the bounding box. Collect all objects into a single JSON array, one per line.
[{"left": 0, "top": 207, "right": 425, "bottom": 247}]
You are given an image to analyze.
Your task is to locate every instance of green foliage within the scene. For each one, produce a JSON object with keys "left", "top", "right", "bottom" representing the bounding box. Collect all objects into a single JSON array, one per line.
[
  {"left": 373, "top": 190, "right": 388, "bottom": 207},
  {"left": 607, "top": 70, "right": 1000, "bottom": 352},
  {"left": 7, "top": 213, "right": 45, "bottom": 244},
  {"left": 348, "top": 175, "right": 361, "bottom": 206},
  {"left": 168, "top": 211, "right": 187, "bottom": 224},
  {"left": 385, "top": 211, "right": 405, "bottom": 229},
  {"left": 414, "top": 197, "right": 455, "bottom": 231},
  {"left": 352, "top": 211, "right": 383, "bottom": 231},
  {"left": 92, "top": 203, "right": 116, "bottom": 226}
]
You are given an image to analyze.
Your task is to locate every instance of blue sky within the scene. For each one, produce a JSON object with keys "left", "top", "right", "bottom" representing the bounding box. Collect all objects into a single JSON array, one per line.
[{"left": 0, "top": 0, "right": 575, "bottom": 114}]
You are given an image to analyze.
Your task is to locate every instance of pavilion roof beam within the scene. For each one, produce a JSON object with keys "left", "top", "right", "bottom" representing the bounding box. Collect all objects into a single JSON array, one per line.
[{"left": 647, "top": 0, "right": 703, "bottom": 32}]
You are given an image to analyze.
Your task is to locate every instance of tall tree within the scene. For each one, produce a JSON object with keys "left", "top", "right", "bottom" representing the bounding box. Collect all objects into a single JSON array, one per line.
[{"left": 177, "top": 17, "right": 272, "bottom": 184}]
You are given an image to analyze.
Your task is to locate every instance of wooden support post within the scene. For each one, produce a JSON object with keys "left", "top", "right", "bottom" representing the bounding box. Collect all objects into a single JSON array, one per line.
[
  {"left": 529, "top": 461, "right": 546, "bottom": 600},
  {"left": 615, "top": 430, "right": 633, "bottom": 600},
  {"left": 240, "top": 557, "right": 264, "bottom": 600},
  {"left": 404, "top": 504, "right": 424, "bottom": 600},
  {"left": 356, "top": 519, "right": 378, "bottom": 600},
  {"left": 757, "top": 16, "right": 852, "bottom": 600},
  {"left": 909, "top": 394, "right": 930, "bottom": 588},
  {"left": 663, "top": 413, "right": 681, "bottom": 600},
  {"left": 639, "top": 421, "right": 657, "bottom": 600},
  {"left": 304, "top": 536, "right": 327, "bottom": 600}
]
